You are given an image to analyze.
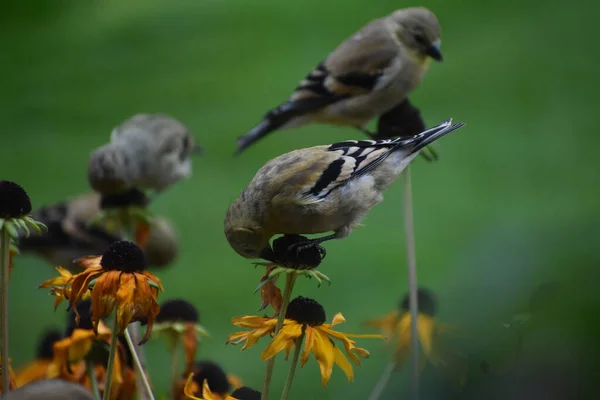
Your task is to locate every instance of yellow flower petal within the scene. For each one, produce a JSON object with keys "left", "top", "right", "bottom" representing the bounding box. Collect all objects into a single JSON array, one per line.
[
  {"left": 311, "top": 328, "right": 336, "bottom": 387},
  {"left": 416, "top": 315, "right": 435, "bottom": 360},
  {"left": 183, "top": 373, "right": 201, "bottom": 399},
  {"left": 231, "top": 316, "right": 275, "bottom": 329},
  {"left": 300, "top": 326, "right": 315, "bottom": 367},
  {"left": 330, "top": 312, "right": 346, "bottom": 328},
  {"left": 261, "top": 322, "right": 302, "bottom": 360},
  {"left": 333, "top": 346, "right": 354, "bottom": 382}
]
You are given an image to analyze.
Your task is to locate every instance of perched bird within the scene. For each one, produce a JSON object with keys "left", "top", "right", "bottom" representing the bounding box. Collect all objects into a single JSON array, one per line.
[
  {"left": 19, "top": 192, "right": 179, "bottom": 269},
  {"left": 236, "top": 7, "right": 443, "bottom": 154},
  {"left": 225, "top": 119, "right": 464, "bottom": 260},
  {"left": 88, "top": 113, "right": 200, "bottom": 195}
]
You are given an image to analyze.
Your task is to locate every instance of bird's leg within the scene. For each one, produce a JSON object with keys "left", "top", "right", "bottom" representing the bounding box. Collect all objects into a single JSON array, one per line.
[{"left": 286, "top": 233, "right": 339, "bottom": 260}]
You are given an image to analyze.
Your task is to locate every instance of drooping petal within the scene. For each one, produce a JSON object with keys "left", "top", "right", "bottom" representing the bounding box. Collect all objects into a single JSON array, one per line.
[
  {"left": 395, "top": 313, "right": 412, "bottom": 367},
  {"left": 363, "top": 310, "right": 400, "bottom": 341},
  {"left": 416, "top": 315, "right": 436, "bottom": 360},
  {"left": 183, "top": 373, "right": 201, "bottom": 399},
  {"left": 311, "top": 328, "right": 336, "bottom": 387},
  {"left": 300, "top": 326, "right": 315, "bottom": 367},
  {"left": 261, "top": 322, "right": 302, "bottom": 360},
  {"left": 114, "top": 273, "right": 137, "bottom": 334},
  {"left": 231, "top": 316, "right": 276, "bottom": 329},
  {"left": 74, "top": 255, "right": 102, "bottom": 269},
  {"left": 333, "top": 346, "right": 354, "bottom": 382},
  {"left": 90, "top": 272, "right": 119, "bottom": 334},
  {"left": 182, "top": 323, "right": 198, "bottom": 375}
]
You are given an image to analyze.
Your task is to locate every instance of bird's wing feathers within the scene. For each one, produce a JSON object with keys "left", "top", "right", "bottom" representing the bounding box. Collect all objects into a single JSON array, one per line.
[
  {"left": 290, "top": 18, "right": 398, "bottom": 103},
  {"left": 297, "top": 138, "right": 403, "bottom": 203}
]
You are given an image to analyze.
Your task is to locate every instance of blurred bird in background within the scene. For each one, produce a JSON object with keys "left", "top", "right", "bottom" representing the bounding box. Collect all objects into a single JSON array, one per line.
[
  {"left": 225, "top": 119, "right": 464, "bottom": 260},
  {"left": 18, "top": 192, "right": 178, "bottom": 270},
  {"left": 88, "top": 113, "right": 201, "bottom": 196},
  {"left": 236, "top": 7, "right": 443, "bottom": 157}
]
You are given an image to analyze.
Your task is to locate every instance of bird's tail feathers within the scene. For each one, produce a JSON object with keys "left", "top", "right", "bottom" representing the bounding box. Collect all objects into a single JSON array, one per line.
[
  {"left": 235, "top": 120, "right": 276, "bottom": 155},
  {"left": 398, "top": 119, "right": 466, "bottom": 154}
]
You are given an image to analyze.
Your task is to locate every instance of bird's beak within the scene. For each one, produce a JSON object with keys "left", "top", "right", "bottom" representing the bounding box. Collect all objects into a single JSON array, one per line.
[{"left": 426, "top": 42, "right": 443, "bottom": 62}]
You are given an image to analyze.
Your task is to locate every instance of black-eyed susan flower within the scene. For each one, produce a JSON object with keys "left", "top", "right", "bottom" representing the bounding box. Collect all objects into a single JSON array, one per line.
[
  {"left": 15, "top": 329, "right": 62, "bottom": 386},
  {"left": 183, "top": 375, "right": 258, "bottom": 400},
  {"left": 365, "top": 288, "right": 467, "bottom": 386},
  {"left": 153, "top": 299, "right": 209, "bottom": 377},
  {"left": 93, "top": 189, "right": 153, "bottom": 248},
  {"left": 227, "top": 296, "right": 384, "bottom": 386},
  {"left": 47, "top": 300, "right": 131, "bottom": 400},
  {"left": 175, "top": 361, "right": 242, "bottom": 400},
  {"left": 40, "top": 241, "right": 163, "bottom": 344}
]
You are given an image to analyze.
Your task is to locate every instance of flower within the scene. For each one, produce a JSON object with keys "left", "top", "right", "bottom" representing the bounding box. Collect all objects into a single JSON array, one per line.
[
  {"left": 15, "top": 329, "right": 62, "bottom": 386},
  {"left": 364, "top": 288, "right": 467, "bottom": 386},
  {"left": 153, "top": 299, "right": 209, "bottom": 375},
  {"left": 40, "top": 240, "right": 163, "bottom": 344},
  {"left": 183, "top": 375, "right": 258, "bottom": 400},
  {"left": 0, "top": 181, "right": 47, "bottom": 273},
  {"left": 226, "top": 296, "right": 384, "bottom": 386},
  {"left": 176, "top": 361, "right": 241, "bottom": 400},
  {"left": 46, "top": 300, "right": 132, "bottom": 400}
]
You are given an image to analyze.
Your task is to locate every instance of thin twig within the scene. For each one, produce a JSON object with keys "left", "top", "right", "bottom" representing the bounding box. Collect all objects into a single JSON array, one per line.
[
  {"left": 261, "top": 273, "right": 297, "bottom": 400},
  {"left": 129, "top": 323, "right": 151, "bottom": 400},
  {"left": 368, "top": 361, "right": 397, "bottom": 400},
  {"left": 103, "top": 313, "right": 120, "bottom": 400},
  {"left": 281, "top": 332, "right": 305, "bottom": 400},
  {"left": 170, "top": 336, "right": 180, "bottom": 399},
  {"left": 0, "top": 228, "right": 10, "bottom": 392},
  {"left": 86, "top": 360, "right": 101, "bottom": 400},
  {"left": 403, "top": 167, "right": 420, "bottom": 400},
  {"left": 125, "top": 327, "right": 156, "bottom": 400}
]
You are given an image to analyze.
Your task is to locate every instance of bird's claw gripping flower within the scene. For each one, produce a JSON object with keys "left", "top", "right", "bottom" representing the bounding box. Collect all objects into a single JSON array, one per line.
[
  {"left": 226, "top": 296, "right": 384, "bottom": 386},
  {"left": 39, "top": 241, "right": 163, "bottom": 345},
  {"left": 272, "top": 235, "right": 325, "bottom": 270}
]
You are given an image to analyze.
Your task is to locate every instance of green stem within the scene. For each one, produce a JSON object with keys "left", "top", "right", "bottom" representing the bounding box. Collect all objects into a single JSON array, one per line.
[
  {"left": 129, "top": 323, "right": 151, "bottom": 400},
  {"left": 280, "top": 332, "right": 305, "bottom": 400},
  {"left": 170, "top": 336, "right": 180, "bottom": 399},
  {"left": 86, "top": 360, "right": 101, "bottom": 400},
  {"left": 261, "top": 273, "right": 297, "bottom": 400},
  {"left": 102, "top": 313, "right": 120, "bottom": 400},
  {"left": 402, "top": 167, "right": 420, "bottom": 400},
  {"left": 125, "top": 327, "right": 156, "bottom": 400},
  {"left": 368, "top": 361, "right": 397, "bottom": 400},
  {"left": 1, "top": 227, "right": 10, "bottom": 393}
]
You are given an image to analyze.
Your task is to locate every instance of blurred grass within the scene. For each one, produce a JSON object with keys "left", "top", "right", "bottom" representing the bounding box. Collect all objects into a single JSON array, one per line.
[{"left": 1, "top": 0, "right": 599, "bottom": 398}]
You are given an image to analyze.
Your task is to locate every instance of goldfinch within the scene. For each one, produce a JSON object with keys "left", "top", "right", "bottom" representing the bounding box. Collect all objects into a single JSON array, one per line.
[
  {"left": 226, "top": 119, "right": 464, "bottom": 260},
  {"left": 236, "top": 7, "right": 443, "bottom": 154}
]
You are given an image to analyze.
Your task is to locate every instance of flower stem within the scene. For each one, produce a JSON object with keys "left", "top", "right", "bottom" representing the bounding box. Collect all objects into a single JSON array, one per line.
[
  {"left": 368, "top": 361, "right": 397, "bottom": 400},
  {"left": 402, "top": 167, "right": 420, "bottom": 400},
  {"left": 86, "top": 360, "right": 101, "bottom": 400},
  {"left": 103, "top": 313, "right": 120, "bottom": 400},
  {"left": 125, "top": 327, "right": 156, "bottom": 400},
  {"left": 128, "top": 323, "right": 151, "bottom": 400},
  {"left": 261, "top": 273, "right": 297, "bottom": 400},
  {"left": 280, "top": 332, "right": 305, "bottom": 400},
  {"left": 170, "top": 336, "right": 180, "bottom": 398},
  {"left": 0, "top": 227, "right": 10, "bottom": 393}
]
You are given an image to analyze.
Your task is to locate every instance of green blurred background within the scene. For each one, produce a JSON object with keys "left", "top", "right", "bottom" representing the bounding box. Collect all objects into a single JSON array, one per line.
[{"left": 2, "top": 0, "right": 599, "bottom": 398}]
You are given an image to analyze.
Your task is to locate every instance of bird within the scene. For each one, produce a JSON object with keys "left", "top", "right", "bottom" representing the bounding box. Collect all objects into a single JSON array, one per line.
[
  {"left": 235, "top": 7, "right": 443, "bottom": 154},
  {"left": 225, "top": 119, "right": 464, "bottom": 260},
  {"left": 19, "top": 192, "right": 178, "bottom": 269},
  {"left": 88, "top": 113, "right": 200, "bottom": 195}
]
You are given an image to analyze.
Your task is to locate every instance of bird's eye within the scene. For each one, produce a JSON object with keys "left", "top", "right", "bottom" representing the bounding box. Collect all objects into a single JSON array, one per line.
[
  {"left": 179, "top": 136, "right": 190, "bottom": 161},
  {"left": 414, "top": 33, "right": 427, "bottom": 45}
]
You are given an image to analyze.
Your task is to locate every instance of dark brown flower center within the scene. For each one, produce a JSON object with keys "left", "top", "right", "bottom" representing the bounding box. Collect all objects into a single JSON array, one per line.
[
  {"left": 286, "top": 296, "right": 326, "bottom": 326},
  {"left": 100, "top": 188, "right": 149, "bottom": 210},
  {"left": 231, "top": 387, "right": 261, "bottom": 400},
  {"left": 191, "top": 361, "right": 230, "bottom": 395},
  {"left": 400, "top": 288, "right": 437, "bottom": 317},
  {"left": 101, "top": 240, "right": 146, "bottom": 272},
  {"left": 156, "top": 299, "right": 199, "bottom": 323},
  {"left": 37, "top": 329, "right": 62, "bottom": 360},
  {"left": 271, "top": 235, "right": 324, "bottom": 270},
  {"left": 0, "top": 180, "right": 31, "bottom": 219}
]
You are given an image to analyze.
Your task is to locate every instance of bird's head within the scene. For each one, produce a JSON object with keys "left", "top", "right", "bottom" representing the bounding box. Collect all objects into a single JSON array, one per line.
[
  {"left": 390, "top": 7, "right": 443, "bottom": 62},
  {"left": 224, "top": 198, "right": 272, "bottom": 260}
]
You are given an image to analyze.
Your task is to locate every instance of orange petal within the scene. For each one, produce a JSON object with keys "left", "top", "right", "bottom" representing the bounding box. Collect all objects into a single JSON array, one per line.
[
  {"left": 183, "top": 374, "right": 201, "bottom": 400},
  {"left": 135, "top": 222, "right": 151, "bottom": 249},
  {"left": 15, "top": 359, "right": 51, "bottom": 387},
  {"left": 261, "top": 322, "right": 302, "bottom": 360},
  {"left": 74, "top": 255, "right": 102, "bottom": 269},
  {"left": 90, "top": 272, "right": 119, "bottom": 334},
  {"left": 182, "top": 323, "right": 198, "bottom": 375}
]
